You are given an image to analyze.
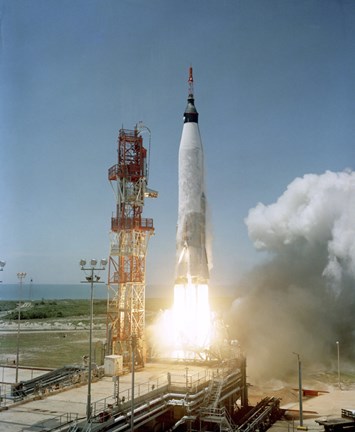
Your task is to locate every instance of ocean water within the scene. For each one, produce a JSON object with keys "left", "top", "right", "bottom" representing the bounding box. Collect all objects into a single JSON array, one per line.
[{"left": 0, "top": 284, "right": 107, "bottom": 301}]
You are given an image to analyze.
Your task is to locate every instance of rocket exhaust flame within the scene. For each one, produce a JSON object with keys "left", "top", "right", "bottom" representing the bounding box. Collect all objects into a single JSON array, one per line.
[
  {"left": 150, "top": 284, "right": 212, "bottom": 360},
  {"left": 171, "top": 283, "right": 211, "bottom": 358}
]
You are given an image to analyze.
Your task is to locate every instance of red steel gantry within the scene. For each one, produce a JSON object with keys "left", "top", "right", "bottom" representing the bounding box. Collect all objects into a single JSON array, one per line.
[{"left": 107, "top": 124, "right": 157, "bottom": 367}]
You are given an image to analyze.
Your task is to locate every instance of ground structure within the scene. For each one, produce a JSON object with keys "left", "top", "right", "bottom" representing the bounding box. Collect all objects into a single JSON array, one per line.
[{"left": 0, "top": 364, "right": 354, "bottom": 431}]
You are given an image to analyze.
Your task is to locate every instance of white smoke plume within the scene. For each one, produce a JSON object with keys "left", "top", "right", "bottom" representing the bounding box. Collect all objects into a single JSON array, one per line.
[{"left": 228, "top": 170, "right": 355, "bottom": 381}]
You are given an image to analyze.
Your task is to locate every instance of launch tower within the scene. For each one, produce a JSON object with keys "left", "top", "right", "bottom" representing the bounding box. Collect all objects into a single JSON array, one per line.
[{"left": 107, "top": 124, "right": 157, "bottom": 368}]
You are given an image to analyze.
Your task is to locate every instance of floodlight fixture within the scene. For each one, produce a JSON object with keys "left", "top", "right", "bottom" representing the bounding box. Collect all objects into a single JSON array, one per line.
[
  {"left": 16, "top": 271, "right": 26, "bottom": 383},
  {"left": 79, "top": 257, "right": 106, "bottom": 421}
]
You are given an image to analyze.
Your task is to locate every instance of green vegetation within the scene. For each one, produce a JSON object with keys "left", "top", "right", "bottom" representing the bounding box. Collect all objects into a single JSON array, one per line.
[
  {"left": 0, "top": 298, "right": 175, "bottom": 321},
  {"left": 0, "top": 330, "right": 106, "bottom": 368},
  {"left": 2, "top": 299, "right": 107, "bottom": 320},
  {"left": 0, "top": 301, "right": 17, "bottom": 312},
  {"left": 0, "top": 297, "right": 232, "bottom": 321},
  {"left": 0, "top": 298, "right": 174, "bottom": 368}
]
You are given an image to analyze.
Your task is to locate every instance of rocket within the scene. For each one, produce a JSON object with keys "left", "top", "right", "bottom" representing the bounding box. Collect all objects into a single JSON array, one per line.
[{"left": 175, "top": 67, "right": 209, "bottom": 285}]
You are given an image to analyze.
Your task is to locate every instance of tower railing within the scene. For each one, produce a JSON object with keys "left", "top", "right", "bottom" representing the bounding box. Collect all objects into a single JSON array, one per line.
[{"left": 111, "top": 217, "right": 154, "bottom": 231}]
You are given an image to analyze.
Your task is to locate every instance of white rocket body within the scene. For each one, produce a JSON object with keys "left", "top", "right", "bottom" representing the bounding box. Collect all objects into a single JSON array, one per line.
[{"left": 175, "top": 77, "right": 209, "bottom": 285}]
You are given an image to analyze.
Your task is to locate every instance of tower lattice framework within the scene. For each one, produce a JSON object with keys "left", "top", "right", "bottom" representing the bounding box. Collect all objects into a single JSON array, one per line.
[{"left": 107, "top": 125, "right": 156, "bottom": 367}]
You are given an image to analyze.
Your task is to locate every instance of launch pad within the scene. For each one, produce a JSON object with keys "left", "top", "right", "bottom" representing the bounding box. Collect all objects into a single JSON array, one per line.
[
  {"left": 0, "top": 355, "right": 283, "bottom": 432},
  {"left": 68, "top": 356, "right": 250, "bottom": 431}
]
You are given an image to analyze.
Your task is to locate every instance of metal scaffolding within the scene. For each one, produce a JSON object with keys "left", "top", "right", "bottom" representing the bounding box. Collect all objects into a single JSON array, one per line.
[{"left": 107, "top": 125, "right": 157, "bottom": 368}]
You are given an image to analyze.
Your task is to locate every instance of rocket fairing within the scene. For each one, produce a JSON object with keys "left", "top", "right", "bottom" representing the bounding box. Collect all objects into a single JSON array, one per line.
[{"left": 175, "top": 68, "right": 209, "bottom": 285}]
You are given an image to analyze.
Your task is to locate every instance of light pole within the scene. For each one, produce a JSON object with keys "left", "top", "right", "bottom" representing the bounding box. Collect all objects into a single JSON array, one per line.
[
  {"left": 336, "top": 341, "right": 341, "bottom": 389},
  {"left": 16, "top": 272, "right": 26, "bottom": 383},
  {"left": 29, "top": 278, "right": 33, "bottom": 301},
  {"left": 293, "top": 352, "right": 307, "bottom": 430},
  {"left": 130, "top": 334, "right": 137, "bottom": 432},
  {"left": 80, "top": 259, "right": 107, "bottom": 423},
  {"left": 0, "top": 261, "right": 5, "bottom": 283}
]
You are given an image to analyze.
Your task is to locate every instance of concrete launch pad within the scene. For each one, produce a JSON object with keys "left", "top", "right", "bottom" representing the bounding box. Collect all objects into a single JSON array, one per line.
[
  {"left": 0, "top": 363, "right": 198, "bottom": 431},
  {"left": 0, "top": 360, "right": 246, "bottom": 431},
  {"left": 1, "top": 363, "right": 355, "bottom": 431}
]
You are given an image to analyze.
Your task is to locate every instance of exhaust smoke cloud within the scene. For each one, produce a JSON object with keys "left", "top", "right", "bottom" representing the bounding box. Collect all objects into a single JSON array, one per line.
[{"left": 229, "top": 170, "right": 355, "bottom": 380}]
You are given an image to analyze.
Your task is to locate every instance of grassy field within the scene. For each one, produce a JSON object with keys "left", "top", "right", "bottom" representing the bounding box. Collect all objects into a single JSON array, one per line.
[
  {"left": 0, "top": 329, "right": 106, "bottom": 369},
  {"left": 0, "top": 298, "right": 173, "bottom": 369},
  {"left": 0, "top": 299, "right": 107, "bottom": 368}
]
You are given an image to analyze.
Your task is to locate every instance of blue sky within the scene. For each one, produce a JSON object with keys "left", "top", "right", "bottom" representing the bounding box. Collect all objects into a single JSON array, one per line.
[{"left": 1, "top": 0, "right": 354, "bottom": 293}]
